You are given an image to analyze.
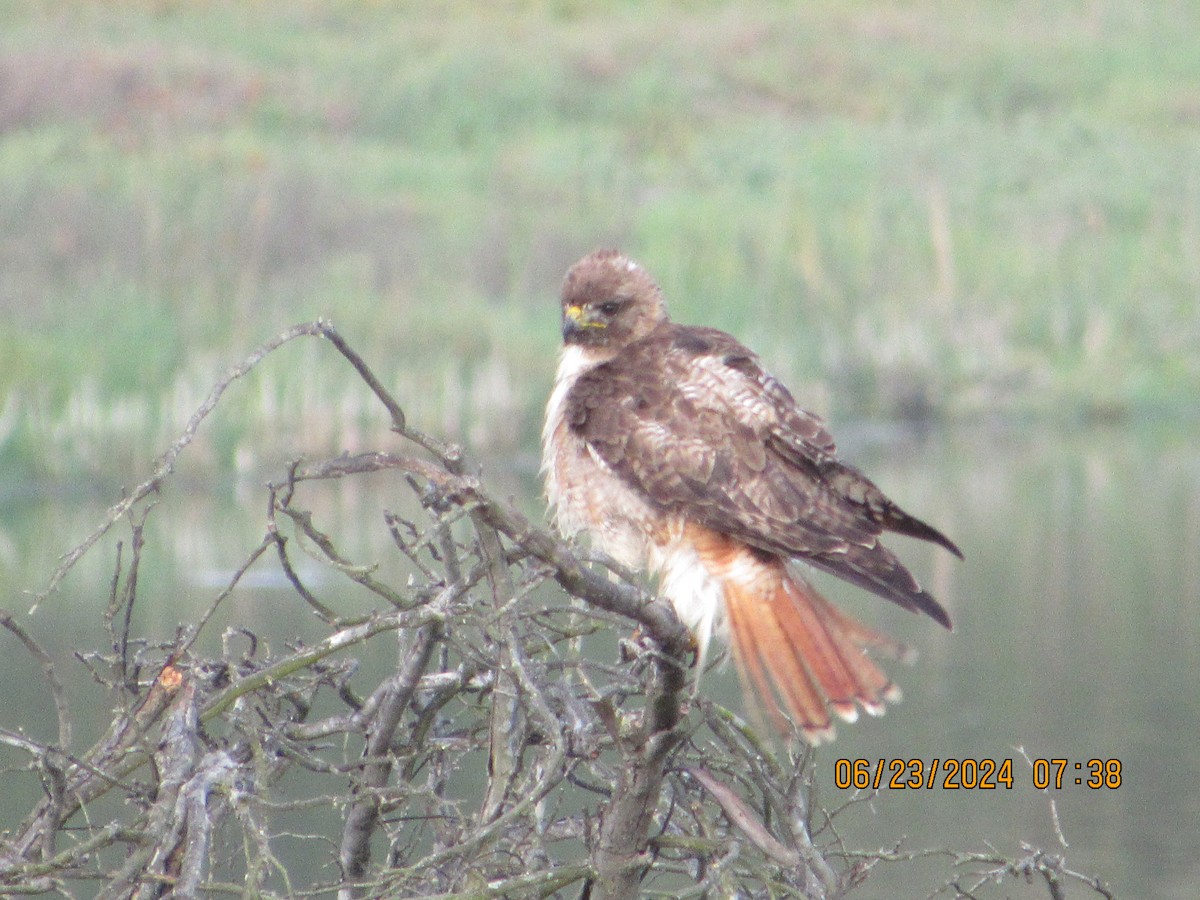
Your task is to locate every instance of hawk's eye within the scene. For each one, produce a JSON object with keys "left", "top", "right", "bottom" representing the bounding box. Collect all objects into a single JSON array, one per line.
[{"left": 598, "top": 301, "right": 620, "bottom": 317}]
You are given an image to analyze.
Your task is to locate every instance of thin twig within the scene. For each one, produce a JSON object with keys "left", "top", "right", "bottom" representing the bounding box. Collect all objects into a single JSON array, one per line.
[
  {"left": 0, "top": 610, "right": 71, "bottom": 751},
  {"left": 31, "top": 321, "right": 329, "bottom": 612}
]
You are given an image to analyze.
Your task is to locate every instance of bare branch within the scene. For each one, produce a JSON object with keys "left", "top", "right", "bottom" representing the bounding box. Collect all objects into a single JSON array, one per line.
[
  {"left": 4, "top": 321, "right": 1116, "bottom": 900},
  {"left": 0, "top": 610, "right": 71, "bottom": 752},
  {"left": 31, "top": 321, "right": 329, "bottom": 611},
  {"left": 338, "top": 621, "right": 440, "bottom": 897}
]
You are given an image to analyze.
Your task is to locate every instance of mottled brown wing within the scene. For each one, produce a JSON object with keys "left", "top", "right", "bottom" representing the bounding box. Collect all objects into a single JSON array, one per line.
[{"left": 567, "top": 323, "right": 958, "bottom": 628}]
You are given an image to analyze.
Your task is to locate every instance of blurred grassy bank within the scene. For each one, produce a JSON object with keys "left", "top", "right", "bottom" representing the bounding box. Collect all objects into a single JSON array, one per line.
[{"left": 2, "top": 1, "right": 1198, "bottom": 482}]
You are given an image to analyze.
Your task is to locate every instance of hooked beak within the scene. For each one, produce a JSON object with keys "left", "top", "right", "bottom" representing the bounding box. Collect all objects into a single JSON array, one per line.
[{"left": 561, "top": 304, "right": 595, "bottom": 340}]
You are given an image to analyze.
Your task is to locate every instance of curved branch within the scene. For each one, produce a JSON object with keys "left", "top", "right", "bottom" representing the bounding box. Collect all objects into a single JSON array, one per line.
[{"left": 31, "top": 321, "right": 331, "bottom": 612}]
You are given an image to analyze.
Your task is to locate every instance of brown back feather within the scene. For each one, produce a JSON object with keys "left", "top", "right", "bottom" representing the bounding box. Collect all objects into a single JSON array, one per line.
[{"left": 567, "top": 322, "right": 958, "bottom": 629}]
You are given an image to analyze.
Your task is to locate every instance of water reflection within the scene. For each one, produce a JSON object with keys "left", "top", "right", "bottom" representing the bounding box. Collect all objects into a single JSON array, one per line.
[{"left": 1, "top": 421, "right": 1196, "bottom": 898}]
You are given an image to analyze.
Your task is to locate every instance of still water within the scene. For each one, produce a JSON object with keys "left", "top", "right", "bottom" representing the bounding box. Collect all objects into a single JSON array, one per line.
[{"left": 2, "top": 420, "right": 1197, "bottom": 898}]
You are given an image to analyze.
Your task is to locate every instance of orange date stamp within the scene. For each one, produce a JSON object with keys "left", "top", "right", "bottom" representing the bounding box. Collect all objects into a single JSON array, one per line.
[{"left": 833, "top": 757, "right": 1122, "bottom": 791}]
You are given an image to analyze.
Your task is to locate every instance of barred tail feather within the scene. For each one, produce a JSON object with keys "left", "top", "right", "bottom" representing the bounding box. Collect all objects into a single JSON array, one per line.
[{"left": 724, "top": 567, "right": 904, "bottom": 744}]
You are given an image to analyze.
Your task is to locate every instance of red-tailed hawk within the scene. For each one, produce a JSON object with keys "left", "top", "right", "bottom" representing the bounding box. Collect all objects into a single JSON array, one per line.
[{"left": 542, "top": 249, "right": 962, "bottom": 742}]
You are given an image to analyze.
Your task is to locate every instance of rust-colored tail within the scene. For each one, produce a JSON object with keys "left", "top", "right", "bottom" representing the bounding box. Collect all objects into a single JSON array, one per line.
[{"left": 723, "top": 560, "right": 908, "bottom": 744}]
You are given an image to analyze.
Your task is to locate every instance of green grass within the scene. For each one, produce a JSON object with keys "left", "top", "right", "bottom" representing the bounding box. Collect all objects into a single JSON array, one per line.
[{"left": 2, "top": 0, "right": 1199, "bottom": 480}]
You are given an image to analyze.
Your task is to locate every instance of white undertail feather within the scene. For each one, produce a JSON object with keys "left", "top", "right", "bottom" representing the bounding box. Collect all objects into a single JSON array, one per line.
[{"left": 651, "top": 541, "right": 728, "bottom": 676}]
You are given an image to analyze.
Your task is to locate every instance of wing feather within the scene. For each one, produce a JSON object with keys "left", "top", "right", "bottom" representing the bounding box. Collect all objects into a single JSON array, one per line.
[{"left": 567, "top": 323, "right": 958, "bottom": 628}]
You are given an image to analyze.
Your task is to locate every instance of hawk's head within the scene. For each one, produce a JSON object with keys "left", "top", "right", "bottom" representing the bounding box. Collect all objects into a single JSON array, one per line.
[{"left": 559, "top": 249, "right": 667, "bottom": 353}]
